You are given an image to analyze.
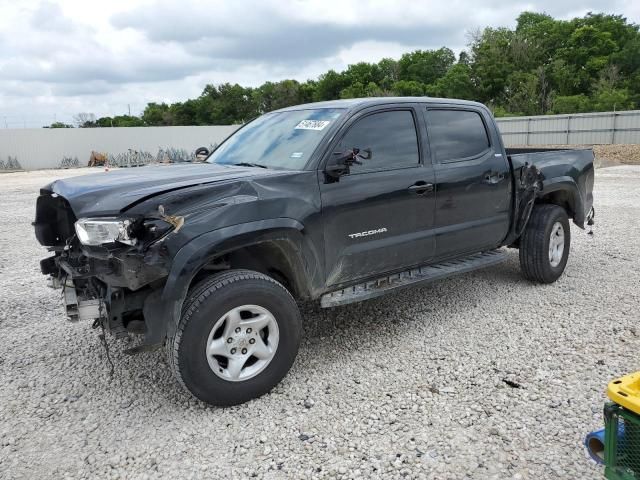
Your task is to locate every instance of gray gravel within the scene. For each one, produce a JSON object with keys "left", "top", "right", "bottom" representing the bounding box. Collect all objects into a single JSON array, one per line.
[{"left": 1, "top": 166, "right": 639, "bottom": 479}]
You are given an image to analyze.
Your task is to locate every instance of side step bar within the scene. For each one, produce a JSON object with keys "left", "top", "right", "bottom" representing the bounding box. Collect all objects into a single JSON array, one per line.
[{"left": 320, "top": 249, "right": 508, "bottom": 308}]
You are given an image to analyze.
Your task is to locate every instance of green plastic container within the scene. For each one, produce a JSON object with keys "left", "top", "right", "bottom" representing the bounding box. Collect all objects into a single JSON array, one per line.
[{"left": 605, "top": 402, "right": 640, "bottom": 480}]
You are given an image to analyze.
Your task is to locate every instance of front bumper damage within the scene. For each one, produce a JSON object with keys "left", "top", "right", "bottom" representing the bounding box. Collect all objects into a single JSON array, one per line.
[
  {"left": 56, "top": 277, "right": 101, "bottom": 322},
  {"left": 43, "top": 248, "right": 169, "bottom": 341},
  {"left": 36, "top": 192, "right": 173, "bottom": 347}
]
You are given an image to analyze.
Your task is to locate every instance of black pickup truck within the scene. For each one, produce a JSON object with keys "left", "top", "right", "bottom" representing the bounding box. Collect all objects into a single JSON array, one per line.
[{"left": 34, "top": 97, "right": 594, "bottom": 406}]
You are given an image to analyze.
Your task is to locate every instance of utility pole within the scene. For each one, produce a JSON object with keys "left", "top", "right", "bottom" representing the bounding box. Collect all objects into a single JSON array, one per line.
[{"left": 128, "top": 104, "right": 131, "bottom": 116}]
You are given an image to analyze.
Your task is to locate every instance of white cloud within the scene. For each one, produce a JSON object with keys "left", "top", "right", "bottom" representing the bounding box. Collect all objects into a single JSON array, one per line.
[{"left": 0, "top": 0, "right": 637, "bottom": 127}]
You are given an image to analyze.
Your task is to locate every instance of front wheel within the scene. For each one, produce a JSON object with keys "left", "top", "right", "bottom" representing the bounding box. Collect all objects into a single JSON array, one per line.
[
  {"left": 519, "top": 204, "right": 571, "bottom": 283},
  {"left": 166, "top": 270, "right": 301, "bottom": 406}
]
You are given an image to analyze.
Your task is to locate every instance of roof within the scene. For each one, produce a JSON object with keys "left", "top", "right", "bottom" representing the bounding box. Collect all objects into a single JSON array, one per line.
[{"left": 275, "top": 97, "right": 486, "bottom": 112}]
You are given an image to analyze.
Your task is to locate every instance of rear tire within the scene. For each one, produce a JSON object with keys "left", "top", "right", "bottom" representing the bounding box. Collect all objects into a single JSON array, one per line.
[
  {"left": 166, "top": 269, "right": 301, "bottom": 406},
  {"left": 519, "top": 204, "right": 571, "bottom": 283}
]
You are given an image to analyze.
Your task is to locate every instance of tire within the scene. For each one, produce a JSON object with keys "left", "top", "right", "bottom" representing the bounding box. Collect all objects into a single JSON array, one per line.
[
  {"left": 519, "top": 204, "right": 571, "bottom": 283},
  {"left": 166, "top": 269, "right": 301, "bottom": 406}
]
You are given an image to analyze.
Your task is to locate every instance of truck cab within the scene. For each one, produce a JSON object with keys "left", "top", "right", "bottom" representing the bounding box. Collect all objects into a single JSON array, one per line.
[{"left": 318, "top": 100, "right": 512, "bottom": 286}]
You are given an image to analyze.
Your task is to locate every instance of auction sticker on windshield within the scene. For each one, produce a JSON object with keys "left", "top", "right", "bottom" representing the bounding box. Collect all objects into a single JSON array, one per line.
[{"left": 295, "top": 120, "right": 330, "bottom": 131}]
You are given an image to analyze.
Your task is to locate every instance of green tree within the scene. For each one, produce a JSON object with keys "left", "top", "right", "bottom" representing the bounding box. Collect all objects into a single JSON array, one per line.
[
  {"left": 391, "top": 80, "right": 425, "bottom": 96},
  {"left": 340, "top": 82, "right": 366, "bottom": 99},
  {"left": 591, "top": 87, "right": 633, "bottom": 111},
  {"left": 398, "top": 48, "right": 455, "bottom": 85},
  {"left": 255, "top": 80, "right": 304, "bottom": 113},
  {"left": 377, "top": 58, "right": 399, "bottom": 90},
  {"left": 142, "top": 102, "right": 171, "bottom": 126},
  {"left": 514, "top": 12, "right": 567, "bottom": 71},
  {"left": 47, "top": 122, "right": 73, "bottom": 128},
  {"left": 170, "top": 99, "right": 199, "bottom": 125},
  {"left": 343, "top": 62, "right": 382, "bottom": 88},
  {"left": 432, "top": 63, "right": 476, "bottom": 100},
  {"left": 298, "top": 81, "right": 317, "bottom": 104},
  {"left": 340, "top": 81, "right": 383, "bottom": 99},
  {"left": 504, "top": 72, "right": 541, "bottom": 115},
  {"left": 470, "top": 27, "right": 517, "bottom": 105},
  {"left": 111, "top": 115, "right": 145, "bottom": 127},
  {"left": 550, "top": 94, "right": 592, "bottom": 114},
  {"left": 196, "top": 83, "right": 258, "bottom": 124},
  {"left": 314, "top": 70, "right": 349, "bottom": 101},
  {"left": 95, "top": 117, "right": 114, "bottom": 127}
]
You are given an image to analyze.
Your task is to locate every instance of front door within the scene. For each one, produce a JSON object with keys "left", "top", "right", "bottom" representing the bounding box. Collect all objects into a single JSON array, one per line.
[{"left": 320, "top": 108, "right": 436, "bottom": 288}]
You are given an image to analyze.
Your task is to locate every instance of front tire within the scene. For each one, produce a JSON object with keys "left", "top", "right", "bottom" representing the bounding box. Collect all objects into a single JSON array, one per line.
[
  {"left": 167, "top": 270, "right": 301, "bottom": 406},
  {"left": 519, "top": 204, "right": 571, "bottom": 283}
]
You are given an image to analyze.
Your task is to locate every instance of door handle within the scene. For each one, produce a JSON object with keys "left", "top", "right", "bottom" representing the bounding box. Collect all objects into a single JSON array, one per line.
[
  {"left": 408, "top": 181, "right": 434, "bottom": 195},
  {"left": 483, "top": 171, "right": 505, "bottom": 184}
]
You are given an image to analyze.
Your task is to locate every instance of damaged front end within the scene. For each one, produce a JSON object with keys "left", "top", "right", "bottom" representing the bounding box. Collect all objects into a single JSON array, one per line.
[{"left": 34, "top": 191, "right": 177, "bottom": 344}]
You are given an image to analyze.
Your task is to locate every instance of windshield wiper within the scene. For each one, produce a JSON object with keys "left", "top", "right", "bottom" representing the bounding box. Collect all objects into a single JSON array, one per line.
[{"left": 229, "top": 162, "right": 268, "bottom": 169}]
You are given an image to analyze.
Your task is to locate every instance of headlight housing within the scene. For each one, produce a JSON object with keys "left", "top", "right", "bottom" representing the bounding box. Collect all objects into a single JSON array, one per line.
[{"left": 74, "top": 218, "right": 136, "bottom": 246}]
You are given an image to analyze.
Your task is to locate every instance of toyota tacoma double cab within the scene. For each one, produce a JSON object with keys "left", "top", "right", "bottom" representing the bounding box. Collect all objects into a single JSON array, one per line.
[{"left": 34, "top": 97, "right": 595, "bottom": 406}]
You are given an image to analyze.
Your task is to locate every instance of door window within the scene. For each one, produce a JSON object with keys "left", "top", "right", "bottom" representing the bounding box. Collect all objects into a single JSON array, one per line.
[
  {"left": 426, "top": 109, "right": 490, "bottom": 163},
  {"left": 337, "top": 110, "right": 419, "bottom": 173}
]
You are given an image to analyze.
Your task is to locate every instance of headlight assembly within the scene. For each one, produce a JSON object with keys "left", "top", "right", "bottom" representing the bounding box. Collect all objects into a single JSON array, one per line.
[{"left": 74, "top": 218, "right": 136, "bottom": 246}]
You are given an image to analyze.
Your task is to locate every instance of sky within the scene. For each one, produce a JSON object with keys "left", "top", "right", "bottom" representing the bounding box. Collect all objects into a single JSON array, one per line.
[{"left": 0, "top": 0, "right": 639, "bottom": 128}]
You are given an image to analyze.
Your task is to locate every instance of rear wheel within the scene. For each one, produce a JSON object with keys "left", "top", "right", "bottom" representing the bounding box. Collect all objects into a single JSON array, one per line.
[
  {"left": 519, "top": 204, "right": 571, "bottom": 283},
  {"left": 167, "top": 270, "right": 301, "bottom": 406}
]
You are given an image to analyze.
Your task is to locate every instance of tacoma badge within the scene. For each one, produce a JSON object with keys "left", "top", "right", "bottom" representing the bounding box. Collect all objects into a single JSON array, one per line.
[{"left": 348, "top": 228, "right": 388, "bottom": 239}]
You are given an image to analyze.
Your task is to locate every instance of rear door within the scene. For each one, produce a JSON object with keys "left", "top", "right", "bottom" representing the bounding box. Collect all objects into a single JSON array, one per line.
[
  {"left": 320, "top": 106, "right": 436, "bottom": 287},
  {"left": 423, "top": 106, "right": 511, "bottom": 258}
]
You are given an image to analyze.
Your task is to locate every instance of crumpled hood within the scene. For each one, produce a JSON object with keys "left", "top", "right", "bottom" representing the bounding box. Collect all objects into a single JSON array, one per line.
[{"left": 46, "top": 163, "right": 279, "bottom": 217}]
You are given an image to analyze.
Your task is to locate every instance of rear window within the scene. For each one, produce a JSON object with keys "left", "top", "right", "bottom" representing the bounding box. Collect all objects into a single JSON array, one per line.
[{"left": 426, "top": 109, "right": 490, "bottom": 162}]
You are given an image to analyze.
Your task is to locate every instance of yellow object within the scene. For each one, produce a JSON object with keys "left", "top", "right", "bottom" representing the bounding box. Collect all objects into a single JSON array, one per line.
[{"left": 608, "top": 372, "right": 640, "bottom": 415}]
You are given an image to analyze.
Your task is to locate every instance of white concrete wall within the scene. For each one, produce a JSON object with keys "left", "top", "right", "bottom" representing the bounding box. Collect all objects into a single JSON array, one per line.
[{"left": 0, "top": 125, "right": 240, "bottom": 170}]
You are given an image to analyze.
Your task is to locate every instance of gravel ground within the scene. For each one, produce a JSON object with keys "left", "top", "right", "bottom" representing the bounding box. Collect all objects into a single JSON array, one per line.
[{"left": 1, "top": 166, "right": 639, "bottom": 480}]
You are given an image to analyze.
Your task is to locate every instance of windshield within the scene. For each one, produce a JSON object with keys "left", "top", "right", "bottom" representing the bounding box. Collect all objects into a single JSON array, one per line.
[{"left": 208, "top": 108, "right": 345, "bottom": 170}]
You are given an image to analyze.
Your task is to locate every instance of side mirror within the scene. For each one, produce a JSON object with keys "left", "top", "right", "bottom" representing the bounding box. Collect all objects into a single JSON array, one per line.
[
  {"left": 194, "top": 147, "right": 210, "bottom": 161},
  {"left": 324, "top": 148, "right": 373, "bottom": 182},
  {"left": 325, "top": 150, "right": 353, "bottom": 180}
]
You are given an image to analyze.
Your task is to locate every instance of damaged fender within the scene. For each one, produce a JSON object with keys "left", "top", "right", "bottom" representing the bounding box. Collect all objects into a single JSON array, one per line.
[{"left": 135, "top": 218, "right": 320, "bottom": 352}]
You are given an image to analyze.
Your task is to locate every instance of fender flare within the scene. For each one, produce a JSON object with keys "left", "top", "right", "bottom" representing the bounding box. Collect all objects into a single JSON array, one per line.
[
  {"left": 539, "top": 176, "right": 586, "bottom": 227},
  {"left": 138, "top": 218, "right": 315, "bottom": 349}
]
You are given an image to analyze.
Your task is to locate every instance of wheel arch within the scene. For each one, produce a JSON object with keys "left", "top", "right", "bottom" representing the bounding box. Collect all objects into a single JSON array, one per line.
[
  {"left": 538, "top": 177, "right": 586, "bottom": 228},
  {"left": 140, "top": 219, "right": 321, "bottom": 350}
]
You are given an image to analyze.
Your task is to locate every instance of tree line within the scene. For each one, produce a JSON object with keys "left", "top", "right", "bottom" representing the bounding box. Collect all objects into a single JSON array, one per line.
[{"left": 50, "top": 11, "right": 640, "bottom": 128}]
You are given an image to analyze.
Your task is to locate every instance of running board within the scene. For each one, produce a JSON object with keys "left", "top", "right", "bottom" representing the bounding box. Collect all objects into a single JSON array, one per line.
[{"left": 320, "top": 249, "right": 508, "bottom": 308}]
